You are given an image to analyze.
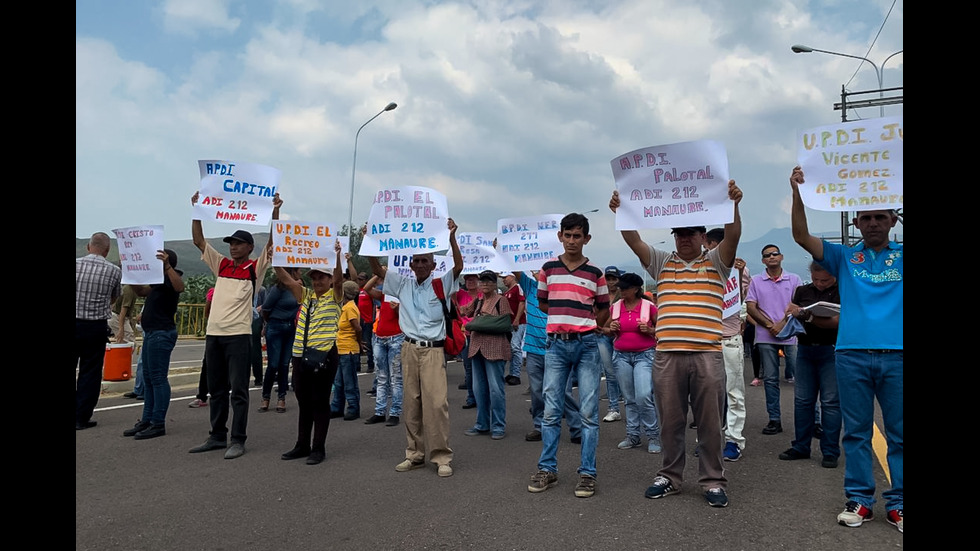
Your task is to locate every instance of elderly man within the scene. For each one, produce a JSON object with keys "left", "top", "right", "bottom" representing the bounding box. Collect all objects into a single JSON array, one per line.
[
  {"left": 789, "top": 165, "right": 903, "bottom": 533},
  {"left": 76, "top": 232, "right": 122, "bottom": 430}
]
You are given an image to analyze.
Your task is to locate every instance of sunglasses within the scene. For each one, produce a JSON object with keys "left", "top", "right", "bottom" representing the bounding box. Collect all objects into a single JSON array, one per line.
[{"left": 762, "top": 252, "right": 782, "bottom": 258}]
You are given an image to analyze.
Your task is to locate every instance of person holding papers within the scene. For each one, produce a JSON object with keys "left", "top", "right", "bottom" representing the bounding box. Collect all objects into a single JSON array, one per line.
[{"left": 777, "top": 262, "right": 842, "bottom": 469}]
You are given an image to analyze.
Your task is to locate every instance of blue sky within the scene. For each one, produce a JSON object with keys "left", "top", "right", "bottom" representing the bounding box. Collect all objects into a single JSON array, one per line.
[{"left": 76, "top": 0, "right": 903, "bottom": 270}]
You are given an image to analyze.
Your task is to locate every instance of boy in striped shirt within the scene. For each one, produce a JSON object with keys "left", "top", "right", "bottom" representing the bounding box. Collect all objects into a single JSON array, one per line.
[{"left": 526, "top": 213, "right": 610, "bottom": 499}]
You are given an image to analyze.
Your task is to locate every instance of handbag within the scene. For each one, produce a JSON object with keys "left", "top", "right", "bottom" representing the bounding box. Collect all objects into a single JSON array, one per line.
[
  {"left": 300, "top": 297, "right": 329, "bottom": 370},
  {"left": 464, "top": 298, "right": 513, "bottom": 335}
]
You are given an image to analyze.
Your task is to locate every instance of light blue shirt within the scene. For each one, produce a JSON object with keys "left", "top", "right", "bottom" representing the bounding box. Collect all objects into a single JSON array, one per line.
[
  {"left": 819, "top": 240, "right": 903, "bottom": 350},
  {"left": 518, "top": 271, "right": 548, "bottom": 356},
  {"left": 383, "top": 269, "right": 459, "bottom": 341}
]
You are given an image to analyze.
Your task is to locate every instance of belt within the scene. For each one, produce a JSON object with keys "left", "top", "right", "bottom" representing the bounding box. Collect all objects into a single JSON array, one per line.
[
  {"left": 549, "top": 332, "right": 586, "bottom": 341},
  {"left": 405, "top": 336, "right": 445, "bottom": 348},
  {"left": 722, "top": 335, "right": 741, "bottom": 341}
]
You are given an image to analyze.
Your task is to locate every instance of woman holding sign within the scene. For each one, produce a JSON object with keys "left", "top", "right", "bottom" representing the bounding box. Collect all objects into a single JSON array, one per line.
[{"left": 458, "top": 270, "right": 514, "bottom": 440}]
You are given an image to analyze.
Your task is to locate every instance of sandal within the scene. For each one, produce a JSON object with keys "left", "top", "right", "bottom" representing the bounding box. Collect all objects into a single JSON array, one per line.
[
  {"left": 276, "top": 399, "right": 286, "bottom": 413},
  {"left": 258, "top": 399, "right": 270, "bottom": 412}
]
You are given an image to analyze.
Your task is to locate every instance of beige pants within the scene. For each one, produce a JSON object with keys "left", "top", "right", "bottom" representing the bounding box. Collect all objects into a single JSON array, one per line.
[{"left": 400, "top": 341, "right": 453, "bottom": 466}]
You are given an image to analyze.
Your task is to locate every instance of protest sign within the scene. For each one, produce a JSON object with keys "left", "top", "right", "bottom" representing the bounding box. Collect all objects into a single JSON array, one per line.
[
  {"left": 387, "top": 253, "right": 450, "bottom": 279},
  {"left": 271, "top": 220, "right": 349, "bottom": 269},
  {"left": 610, "top": 140, "right": 732, "bottom": 230},
  {"left": 495, "top": 214, "right": 563, "bottom": 272},
  {"left": 360, "top": 186, "right": 450, "bottom": 256},
  {"left": 112, "top": 225, "right": 165, "bottom": 285},
  {"left": 797, "top": 116, "right": 903, "bottom": 211},
  {"left": 722, "top": 271, "right": 741, "bottom": 319},
  {"left": 456, "top": 232, "right": 511, "bottom": 274},
  {"left": 193, "top": 160, "right": 280, "bottom": 226}
]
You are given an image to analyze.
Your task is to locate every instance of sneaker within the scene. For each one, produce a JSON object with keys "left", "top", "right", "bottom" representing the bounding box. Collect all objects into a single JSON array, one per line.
[
  {"left": 366, "top": 389, "right": 377, "bottom": 396},
  {"left": 837, "top": 500, "right": 874, "bottom": 527},
  {"left": 461, "top": 402, "right": 476, "bottom": 409},
  {"left": 525, "top": 429, "right": 542, "bottom": 442},
  {"left": 123, "top": 420, "right": 151, "bottom": 437},
  {"left": 364, "top": 414, "right": 387, "bottom": 425},
  {"left": 527, "top": 470, "right": 558, "bottom": 493},
  {"left": 750, "top": 378, "right": 762, "bottom": 387},
  {"left": 343, "top": 411, "right": 360, "bottom": 421},
  {"left": 574, "top": 475, "right": 596, "bottom": 498},
  {"left": 385, "top": 416, "right": 400, "bottom": 427},
  {"left": 704, "top": 487, "right": 729, "bottom": 508},
  {"left": 821, "top": 455, "right": 839, "bottom": 468},
  {"left": 224, "top": 442, "right": 245, "bottom": 459},
  {"left": 778, "top": 448, "right": 810, "bottom": 460},
  {"left": 617, "top": 436, "right": 642, "bottom": 450},
  {"left": 648, "top": 438, "right": 662, "bottom": 454},
  {"left": 762, "top": 420, "right": 783, "bottom": 435},
  {"left": 723, "top": 442, "right": 741, "bottom": 462},
  {"left": 437, "top": 464, "right": 454, "bottom": 477},
  {"left": 645, "top": 476, "right": 679, "bottom": 499},
  {"left": 602, "top": 410, "right": 621, "bottom": 422},
  {"left": 395, "top": 459, "right": 425, "bottom": 472},
  {"left": 188, "top": 398, "right": 208, "bottom": 408},
  {"left": 464, "top": 427, "right": 490, "bottom": 437},
  {"left": 491, "top": 432, "right": 505, "bottom": 440},
  {"left": 505, "top": 375, "right": 521, "bottom": 386},
  {"left": 886, "top": 510, "right": 903, "bottom": 533}
]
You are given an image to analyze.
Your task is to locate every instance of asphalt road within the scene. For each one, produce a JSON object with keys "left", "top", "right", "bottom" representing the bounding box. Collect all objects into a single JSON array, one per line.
[{"left": 77, "top": 347, "right": 902, "bottom": 551}]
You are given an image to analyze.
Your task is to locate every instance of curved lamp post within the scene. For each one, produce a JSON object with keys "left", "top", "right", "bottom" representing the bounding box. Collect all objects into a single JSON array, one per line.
[
  {"left": 791, "top": 44, "right": 903, "bottom": 117},
  {"left": 348, "top": 102, "right": 398, "bottom": 237}
]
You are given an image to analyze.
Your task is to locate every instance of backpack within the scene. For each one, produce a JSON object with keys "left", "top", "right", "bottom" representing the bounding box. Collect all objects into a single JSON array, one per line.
[
  {"left": 611, "top": 299, "right": 654, "bottom": 325},
  {"left": 433, "top": 278, "right": 466, "bottom": 357}
]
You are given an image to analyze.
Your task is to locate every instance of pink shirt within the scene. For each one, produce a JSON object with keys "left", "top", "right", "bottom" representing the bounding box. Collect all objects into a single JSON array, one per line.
[{"left": 613, "top": 299, "right": 658, "bottom": 352}]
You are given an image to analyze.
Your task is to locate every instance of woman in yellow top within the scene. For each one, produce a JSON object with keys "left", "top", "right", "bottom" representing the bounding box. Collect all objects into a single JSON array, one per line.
[
  {"left": 275, "top": 241, "right": 343, "bottom": 465},
  {"left": 330, "top": 280, "right": 363, "bottom": 421}
]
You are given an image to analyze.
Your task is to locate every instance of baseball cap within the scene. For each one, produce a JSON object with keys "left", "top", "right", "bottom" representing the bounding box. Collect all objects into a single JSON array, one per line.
[
  {"left": 670, "top": 226, "right": 707, "bottom": 235},
  {"left": 223, "top": 230, "right": 254, "bottom": 246},
  {"left": 308, "top": 267, "right": 333, "bottom": 276},
  {"left": 616, "top": 272, "right": 644, "bottom": 289},
  {"left": 604, "top": 266, "right": 623, "bottom": 278},
  {"left": 478, "top": 270, "right": 498, "bottom": 282}
]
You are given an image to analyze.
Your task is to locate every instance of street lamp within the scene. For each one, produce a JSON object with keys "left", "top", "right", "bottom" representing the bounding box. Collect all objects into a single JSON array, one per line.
[
  {"left": 791, "top": 44, "right": 903, "bottom": 117},
  {"left": 791, "top": 45, "right": 902, "bottom": 245},
  {"left": 348, "top": 102, "right": 398, "bottom": 237}
]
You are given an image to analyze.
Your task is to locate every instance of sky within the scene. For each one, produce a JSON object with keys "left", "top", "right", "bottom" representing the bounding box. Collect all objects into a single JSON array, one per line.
[{"left": 75, "top": 0, "right": 903, "bottom": 270}]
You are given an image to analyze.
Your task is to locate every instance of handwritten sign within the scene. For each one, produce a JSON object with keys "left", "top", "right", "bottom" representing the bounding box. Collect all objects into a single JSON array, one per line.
[
  {"left": 360, "top": 186, "right": 450, "bottom": 256},
  {"left": 112, "top": 225, "right": 165, "bottom": 285},
  {"left": 271, "top": 220, "right": 348, "bottom": 269},
  {"left": 722, "top": 272, "right": 741, "bottom": 319},
  {"left": 611, "top": 140, "right": 732, "bottom": 230},
  {"left": 193, "top": 160, "right": 280, "bottom": 226},
  {"left": 387, "top": 253, "right": 450, "bottom": 278},
  {"left": 797, "top": 116, "right": 903, "bottom": 211},
  {"left": 456, "top": 232, "right": 511, "bottom": 274},
  {"left": 495, "top": 214, "right": 562, "bottom": 272}
]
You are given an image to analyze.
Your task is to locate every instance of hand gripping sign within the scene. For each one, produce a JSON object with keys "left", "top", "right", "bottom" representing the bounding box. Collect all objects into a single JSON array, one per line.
[{"left": 112, "top": 225, "right": 166, "bottom": 285}]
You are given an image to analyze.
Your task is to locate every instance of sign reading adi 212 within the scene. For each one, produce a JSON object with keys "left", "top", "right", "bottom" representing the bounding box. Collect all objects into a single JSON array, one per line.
[
  {"left": 611, "top": 140, "right": 733, "bottom": 230},
  {"left": 796, "top": 116, "right": 903, "bottom": 211},
  {"left": 359, "top": 186, "right": 450, "bottom": 257},
  {"left": 272, "top": 220, "right": 349, "bottom": 270},
  {"left": 193, "top": 160, "right": 281, "bottom": 226}
]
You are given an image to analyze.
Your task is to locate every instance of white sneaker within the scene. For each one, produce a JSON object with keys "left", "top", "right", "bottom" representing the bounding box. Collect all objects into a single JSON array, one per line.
[{"left": 602, "top": 411, "right": 621, "bottom": 422}]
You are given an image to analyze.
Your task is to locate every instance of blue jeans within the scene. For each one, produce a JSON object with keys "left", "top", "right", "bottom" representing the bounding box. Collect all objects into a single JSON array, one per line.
[
  {"left": 509, "top": 324, "right": 526, "bottom": 378},
  {"left": 759, "top": 343, "right": 797, "bottom": 421},
  {"left": 373, "top": 334, "right": 404, "bottom": 417},
  {"left": 790, "top": 345, "right": 841, "bottom": 458},
  {"left": 470, "top": 353, "right": 507, "bottom": 435},
  {"left": 596, "top": 334, "right": 621, "bottom": 413},
  {"left": 462, "top": 338, "right": 476, "bottom": 406},
  {"left": 262, "top": 320, "right": 296, "bottom": 400},
  {"left": 538, "top": 333, "right": 600, "bottom": 477},
  {"left": 526, "top": 352, "right": 581, "bottom": 436},
  {"left": 836, "top": 349, "right": 903, "bottom": 512},
  {"left": 613, "top": 349, "right": 660, "bottom": 439},
  {"left": 140, "top": 328, "right": 177, "bottom": 426},
  {"left": 331, "top": 353, "right": 360, "bottom": 415},
  {"left": 133, "top": 350, "right": 145, "bottom": 396}
]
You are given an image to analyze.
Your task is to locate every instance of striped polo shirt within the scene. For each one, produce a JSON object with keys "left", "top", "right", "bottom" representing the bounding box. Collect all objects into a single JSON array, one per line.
[
  {"left": 537, "top": 259, "right": 609, "bottom": 334},
  {"left": 648, "top": 246, "right": 730, "bottom": 352},
  {"left": 291, "top": 287, "right": 340, "bottom": 355}
]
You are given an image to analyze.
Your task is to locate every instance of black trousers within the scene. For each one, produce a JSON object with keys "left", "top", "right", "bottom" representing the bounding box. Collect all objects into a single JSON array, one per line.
[
  {"left": 291, "top": 347, "right": 339, "bottom": 452},
  {"left": 205, "top": 334, "right": 251, "bottom": 444},
  {"left": 76, "top": 319, "right": 109, "bottom": 423}
]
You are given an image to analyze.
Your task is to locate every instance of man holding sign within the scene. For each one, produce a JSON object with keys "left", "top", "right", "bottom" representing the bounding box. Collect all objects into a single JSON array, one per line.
[
  {"left": 187, "top": 192, "right": 280, "bottom": 460},
  {"left": 790, "top": 166, "right": 903, "bottom": 533},
  {"left": 610, "top": 179, "right": 742, "bottom": 508}
]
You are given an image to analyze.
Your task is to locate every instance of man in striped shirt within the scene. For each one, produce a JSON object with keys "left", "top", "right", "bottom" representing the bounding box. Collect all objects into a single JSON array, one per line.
[
  {"left": 526, "top": 213, "right": 610, "bottom": 499},
  {"left": 610, "top": 179, "right": 743, "bottom": 508}
]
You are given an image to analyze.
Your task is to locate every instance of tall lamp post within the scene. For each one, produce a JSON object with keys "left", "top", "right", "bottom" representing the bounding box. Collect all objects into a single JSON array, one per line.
[
  {"left": 790, "top": 45, "right": 902, "bottom": 244},
  {"left": 348, "top": 102, "right": 398, "bottom": 237}
]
